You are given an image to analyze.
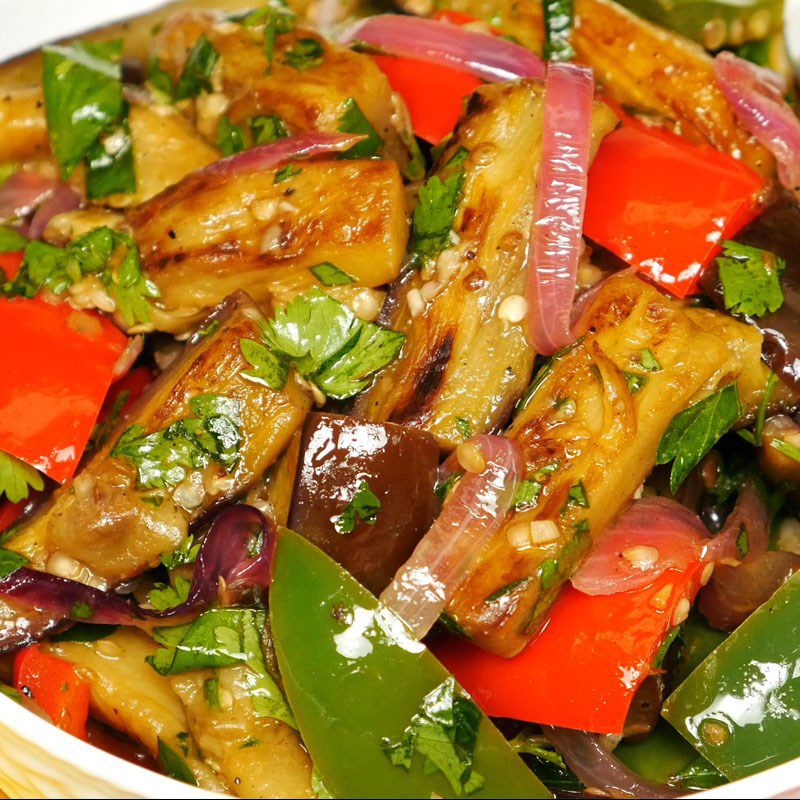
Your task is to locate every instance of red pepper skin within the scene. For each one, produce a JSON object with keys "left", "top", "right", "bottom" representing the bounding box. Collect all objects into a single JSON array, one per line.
[
  {"left": 0, "top": 252, "right": 24, "bottom": 275},
  {"left": 583, "top": 124, "right": 765, "bottom": 298},
  {"left": 435, "top": 565, "right": 704, "bottom": 735},
  {"left": 372, "top": 54, "right": 482, "bottom": 144},
  {"left": 0, "top": 258, "right": 127, "bottom": 483},
  {"left": 0, "top": 499, "right": 26, "bottom": 533},
  {"left": 14, "top": 646, "right": 90, "bottom": 739}
]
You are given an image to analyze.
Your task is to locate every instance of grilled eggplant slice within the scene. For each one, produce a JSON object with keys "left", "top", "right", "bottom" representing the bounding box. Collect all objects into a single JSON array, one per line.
[
  {"left": 355, "top": 80, "right": 617, "bottom": 450},
  {"left": 0, "top": 88, "right": 49, "bottom": 162},
  {"left": 412, "top": 0, "right": 772, "bottom": 176},
  {"left": 6, "top": 291, "right": 311, "bottom": 586},
  {"left": 47, "top": 629, "right": 229, "bottom": 792},
  {"left": 128, "top": 157, "right": 408, "bottom": 334},
  {"left": 445, "top": 273, "right": 738, "bottom": 656},
  {"left": 152, "top": 14, "right": 410, "bottom": 168},
  {"left": 170, "top": 665, "right": 313, "bottom": 798}
]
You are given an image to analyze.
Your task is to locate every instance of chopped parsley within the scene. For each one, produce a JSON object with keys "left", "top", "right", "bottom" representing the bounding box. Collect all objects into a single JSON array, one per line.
[
  {"left": 485, "top": 577, "right": 532, "bottom": 603},
  {"left": 148, "top": 607, "right": 295, "bottom": 727},
  {"left": 623, "top": 371, "right": 648, "bottom": 394},
  {"left": 157, "top": 738, "right": 197, "bottom": 786},
  {"left": 175, "top": 35, "right": 220, "bottom": 100},
  {"left": 543, "top": 0, "right": 575, "bottom": 61},
  {"left": 239, "top": 289, "right": 405, "bottom": 400},
  {"left": 111, "top": 393, "right": 242, "bottom": 490},
  {"left": 147, "top": 575, "right": 191, "bottom": 611},
  {"left": 250, "top": 114, "right": 289, "bottom": 145},
  {"left": 203, "top": 677, "right": 220, "bottom": 709},
  {"left": 565, "top": 480, "right": 589, "bottom": 509},
  {"left": 42, "top": 40, "right": 135, "bottom": 197},
  {"left": 455, "top": 416, "right": 471, "bottom": 439},
  {"left": 513, "top": 479, "right": 542, "bottom": 509},
  {"left": 237, "top": 1, "right": 296, "bottom": 70},
  {"left": 274, "top": 163, "right": 301, "bottom": 183},
  {"left": 217, "top": 116, "right": 247, "bottom": 155},
  {"left": 0, "top": 547, "right": 27, "bottom": 579},
  {"left": 656, "top": 384, "right": 742, "bottom": 493},
  {"left": 2, "top": 226, "right": 159, "bottom": 326},
  {"left": 281, "top": 38, "right": 324, "bottom": 72},
  {"left": 382, "top": 677, "right": 485, "bottom": 796},
  {"left": 310, "top": 262, "right": 355, "bottom": 286},
  {"left": 337, "top": 98, "right": 383, "bottom": 159},
  {"left": 411, "top": 167, "right": 466, "bottom": 267},
  {"left": 738, "top": 371, "right": 778, "bottom": 446},
  {"left": 146, "top": 54, "right": 175, "bottom": 104},
  {"left": 160, "top": 536, "right": 201, "bottom": 570},
  {"left": 735, "top": 524, "right": 750, "bottom": 559},
  {"left": 639, "top": 348, "right": 661, "bottom": 372},
  {"left": 538, "top": 557, "right": 559, "bottom": 589},
  {"left": 718, "top": 240, "right": 785, "bottom": 318},
  {"left": 0, "top": 450, "right": 44, "bottom": 504},
  {"left": 333, "top": 481, "right": 381, "bottom": 534}
]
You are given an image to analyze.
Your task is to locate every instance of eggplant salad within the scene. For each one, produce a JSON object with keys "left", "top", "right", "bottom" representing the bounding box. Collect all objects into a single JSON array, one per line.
[{"left": 1, "top": 0, "right": 800, "bottom": 797}]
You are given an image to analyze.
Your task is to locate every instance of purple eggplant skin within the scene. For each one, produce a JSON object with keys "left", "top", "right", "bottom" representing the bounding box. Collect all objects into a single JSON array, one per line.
[
  {"left": 288, "top": 413, "right": 440, "bottom": 595},
  {"left": 701, "top": 195, "right": 800, "bottom": 391}
]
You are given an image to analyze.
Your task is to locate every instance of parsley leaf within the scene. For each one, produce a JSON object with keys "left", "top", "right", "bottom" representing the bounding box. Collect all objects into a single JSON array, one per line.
[
  {"left": 240, "top": 289, "right": 405, "bottom": 399},
  {"left": 565, "top": 480, "right": 589, "bottom": 509},
  {"left": 382, "top": 677, "right": 485, "bottom": 796},
  {"left": 250, "top": 114, "right": 289, "bottom": 145},
  {"left": 147, "top": 575, "right": 192, "bottom": 611},
  {"left": 149, "top": 607, "right": 295, "bottom": 728},
  {"left": 718, "top": 240, "right": 785, "bottom": 318},
  {"left": 282, "top": 38, "right": 324, "bottom": 72},
  {"left": 412, "top": 170, "right": 465, "bottom": 266},
  {"left": 175, "top": 35, "right": 219, "bottom": 100},
  {"left": 217, "top": 116, "right": 247, "bottom": 155},
  {"left": 623, "top": 371, "right": 648, "bottom": 394},
  {"left": 274, "top": 163, "right": 301, "bottom": 183},
  {"left": 0, "top": 450, "right": 44, "bottom": 504},
  {"left": 735, "top": 524, "right": 749, "bottom": 559},
  {"left": 333, "top": 481, "right": 381, "bottom": 534},
  {"left": 203, "top": 677, "right": 220, "bottom": 709},
  {"left": 157, "top": 738, "right": 197, "bottom": 786},
  {"left": 455, "top": 417, "right": 471, "bottom": 439},
  {"left": 513, "top": 479, "right": 542, "bottom": 508},
  {"left": 310, "top": 262, "right": 354, "bottom": 286},
  {"left": 146, "top": 54, "right": 175, "bottom": 103},
  {"left": 543, "top": 0, "right": 575, "bottom": 61},
  {"left": 639, "top": 348, "right": 661, "bottom": 372},
  {"left": 160, "top": 536, "right": 201, "bottom": 570},
  {"left": 0, "top": 547, "right": 27, "bottom": 579},
  {"left": 111, "top": 394, "right": 242, "bottom": 489},
  {"left": 337, "top": 98, "right": 382, "bottom": 159},
  {"left": 656, "top": 384, "right": 742, "bottom": 492},
  {"left": 84, "top": 117, "right": 136, "bottom": 198}
]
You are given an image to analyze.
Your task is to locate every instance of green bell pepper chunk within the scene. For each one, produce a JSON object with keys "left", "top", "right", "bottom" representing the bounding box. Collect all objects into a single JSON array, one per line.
[
  {"left": 672, "top": 613, "right": 728, "bottom": 687},
  {"left": 614, "top": 0, "right": 782, "bottom": 49},
  {"left": 663, "top": 571, "right": 800, "bottom": 780},
  {"left": 270, "top": 528, "right": 550, "bottom": 799}
]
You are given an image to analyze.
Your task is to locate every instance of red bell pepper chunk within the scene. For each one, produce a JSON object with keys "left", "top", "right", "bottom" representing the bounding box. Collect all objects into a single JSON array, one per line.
[
  {"left": 101, "top": 365, "right": 155, "bottom": 422},
  {"left": 583, "top": 124, "right": 765, "bottom": 298},
  {"left": 431, "top": 9, "right": 503, "bottom": 34},
  {"left": 14, "top": 645, "right": 90, "bottom": 739},
  {"left": 435, "top": 564, "right": 705, "bottom": 735},
  {"left": 0, "top": 255, "right": 128, "bottom": 484},
  {"left": 372, "top": 54, "right": 482, "bottom": 145},
  {"left": 0, "top": 498, "right": 27, "bottom": 533}
]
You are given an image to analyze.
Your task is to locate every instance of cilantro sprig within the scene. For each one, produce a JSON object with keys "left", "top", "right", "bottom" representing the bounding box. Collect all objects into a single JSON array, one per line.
[
  {"left": 281, "top": 38, "right": 324, "bottom": 72},
  {"left": 333, "top": 481, "right": 381, "bottom": 534},
  {"left": 383, "top": 677, "right": 485, "bottom": 796},
  {"left": 2, "top": 226, "right": 158, "bottom": 326},
  {"left": 111, "top": 394, "right": 242, "bottom": 490},
  {"left": 338, "top": 98, "right": 383, "bottom": 160},
  {"left": 718, "top": 240, "right": 785, "bottom": 318},
  {"left": 0, "top": 450, "right": 44, "bottom": 504},
  {"left": 240, "top": 289, "right": 405, "bottom": 400}
]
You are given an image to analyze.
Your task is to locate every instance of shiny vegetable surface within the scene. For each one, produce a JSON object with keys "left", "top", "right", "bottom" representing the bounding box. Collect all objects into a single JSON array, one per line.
[
  {"left": 663, "top": 571, "right": 800, "bottom": 779},
  {"left": 270, "top": 528, "right": 550, "bottom": 798},
  {"left": 288, "top": 412, "right": 440, "bottom": 594},
  {"left": 584, "top": 122, "right": 765, "bottom": 297}
]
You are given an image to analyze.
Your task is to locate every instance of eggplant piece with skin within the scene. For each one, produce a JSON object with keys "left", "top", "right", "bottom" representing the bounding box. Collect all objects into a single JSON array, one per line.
[
  {"left": 355, "top": 80, "right": 618, "bottom": 450},
  {"left": 127, "top": 157, "right": 408, "bottom": 334},
  {"left": 410, "top": 0, "right": 772, "bottom": 176},
  {"left": 46, "top": 628, "right": 229, "bottom": 792},
  {"left": 288, "top": 412, "right": 440, "bottom": 594},
  {"left": 445, "top": 273, "right": 741, "bottom": 657},
  {"left": 700, "top": 196, "right": 800, "bottom": 393},
  {"left": 6, "top": 291, "right": 311, "bottom": 588},
  {"left": 152, "top": 14, "right": 410, "bottom": 168}
]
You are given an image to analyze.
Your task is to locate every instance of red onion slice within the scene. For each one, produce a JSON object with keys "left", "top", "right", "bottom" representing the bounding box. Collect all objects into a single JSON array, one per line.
[
  {"left": 0, "top": 172, "right": 60, "bottom": 224},
  {"left": 571, "top": 496, "right": 708, "bottom": 596},
  {"left": 196, "top": 132, "right": 366, "bottom": 179},
  {"left": 380, "top": 435, "right": 521, "bottom": 638},
  {"left": 702, "top": 482, "right": 769, "bottom": 565},
  {"left": 340, "top": 14, "right": 545, "bottom": 83},
  {"left": 715, "top": 51, "right": 800, "bottom": 196},
  {"left": 0, "top": 505, "right": 274, "bottom": 652},
  {"left": 544, "top": 727, "right": 684, "bottom": 798},
  {"left": 526, "top": 62, "right": 595, "bottom": 356},
  {"left": 26, "top": 183, "right": 82, "bottom": 240}
]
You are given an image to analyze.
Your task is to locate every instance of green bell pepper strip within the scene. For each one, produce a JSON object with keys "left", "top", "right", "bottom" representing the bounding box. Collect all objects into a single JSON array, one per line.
[
  {"left": 662, "top": 571, "right": 800, "bottom": 780},
  {"left": 613, "top": 0, "right": 782, "bottom": 49},
  {"left": 671, "top": 613, "right": 728, "bottom": 687},
  {"left": 270, "top": 528, "right": 550, "bottom": 799}
]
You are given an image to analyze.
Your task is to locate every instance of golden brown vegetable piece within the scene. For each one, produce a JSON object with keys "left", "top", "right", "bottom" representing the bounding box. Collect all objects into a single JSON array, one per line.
[
  {"left": 414, "top": 0, "right": 772, "bottom": 175},
  {"left": 171, "top": 665, "right": 313, "bottom": 798},
  {"left": 6, "top": 292, "right": 311, "bottom": 586},
  {"left": 128, "top": 158, "right": 408, "bottom": 334},
  {"left": 288, "top": 412, "right": 440, "bottom": 594},
  {"left": 152, "top": 13, "right": 410, "bottom": 168},
  {"left": 244, "top": 430, "right": 302, "bottom": 528},
  {"left": 0, "top": 88, "right": 48, "bottom": 162},
  {"left": 46, "top": 628, "right": 229, "bottom": 792},
  {"left": 355, "top": 80, "right": 617, "bottom": 451},
  {"left": 759, "top": 414, "right": 800, "bottom": 483},
  {"left": 445, "top": 273, "right": 733, "bottom": 656}
]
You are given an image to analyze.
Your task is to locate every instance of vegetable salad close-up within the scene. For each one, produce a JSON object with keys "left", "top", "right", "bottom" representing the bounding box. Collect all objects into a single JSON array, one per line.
[{"left": 0, "top": 0, "right": 800, "bottom": 797}]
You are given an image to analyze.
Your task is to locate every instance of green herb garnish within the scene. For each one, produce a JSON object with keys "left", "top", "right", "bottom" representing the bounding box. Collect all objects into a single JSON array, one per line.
[
  {"left": 250, "top": 114, "right": 289, "bottom": 145},
  {"left": 217, "top": 116, "right": 247, "bottom": 155},
  {"left": 161, "top": 536, "right": 201, "bottom": 570},
  {"left": 175, "top": 35, "right": 219, "bottom": 100},
  {"left": 718, "top": 240, "right": 785, "bottom": 318},
  {"left": 0, "top": 450, "right": 44, "bottom": 504},
  {"left": 147, "top": 575, "right": 192, "bottom": 611},
  {"left": 542, "top": 0, "right": 575, "bottom": 61},
  {"left": 455, "top": 416, "right": 471, "bottom": 439},
  {"left": 337, "top": 98, "right": 382, "bottom": 159},
  {"left": 274, "top": 163, "right": 301, "bottom": 183},
  {"left": 157, "top": 738, "right": 197, "bottom": 786},
  {"left": 639, "top": 348, "right": 661, "bottom": 372},
  {"left": 333, "top": 481, "right": 381, "bottom": 534},
  {"left": 310, "top": 262, "right": 355, "bottom": 286},
  {"left": 0, "top": 547, "right": 27, "bottom": 579},
  {"left": 411, "top": 169, "right": 465, "bottom": 266},
  {"left": 281, "top": 38, "right": 324, "bottom": 72}
]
